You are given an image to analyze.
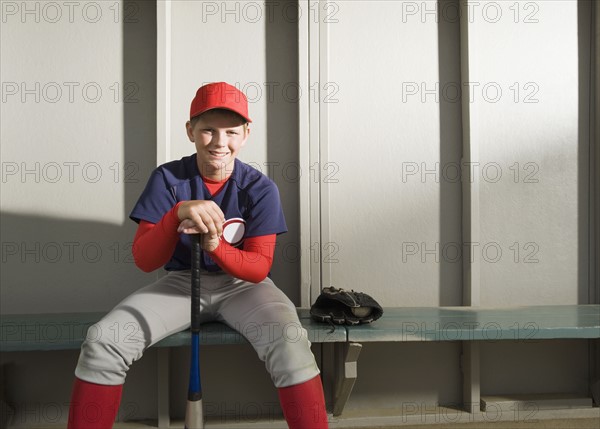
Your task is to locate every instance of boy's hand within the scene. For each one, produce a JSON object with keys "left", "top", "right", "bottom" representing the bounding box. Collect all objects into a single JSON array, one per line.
[
  {"left": 177, "top": 219, "right": 221, "bottom": 252},
  {"left": 176, "top": 201, "right": 225, "bottom": 251}
]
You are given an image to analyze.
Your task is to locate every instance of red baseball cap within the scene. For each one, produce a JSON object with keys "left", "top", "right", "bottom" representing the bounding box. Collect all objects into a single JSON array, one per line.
[{"left": 189, "top": 82, "right": 252, "bottom": 123}]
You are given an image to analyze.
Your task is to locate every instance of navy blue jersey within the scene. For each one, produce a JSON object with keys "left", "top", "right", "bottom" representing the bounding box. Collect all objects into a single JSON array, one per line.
[{"left": 130, "top": 155, "right": 287, "bottom": 271}]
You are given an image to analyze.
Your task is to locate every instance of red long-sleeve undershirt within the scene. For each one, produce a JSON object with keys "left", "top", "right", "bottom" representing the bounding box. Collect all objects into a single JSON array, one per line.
[{"left": 132, "top": 194, "right": 276, "bottom": 283}]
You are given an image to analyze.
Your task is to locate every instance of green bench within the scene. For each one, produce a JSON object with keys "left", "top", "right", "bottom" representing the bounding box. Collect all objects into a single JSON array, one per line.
[
  {"left": 346, "top": 305, "right": 600, "bottom": 342},
  {"left": 341, "top": 306, "right": 600, "bottom": 418},
  {"left": 1, "top": 305, "right": 599, "bottom": 427},
  {"left": 0, "top": 309, "right": 345, "bottom": 351}
]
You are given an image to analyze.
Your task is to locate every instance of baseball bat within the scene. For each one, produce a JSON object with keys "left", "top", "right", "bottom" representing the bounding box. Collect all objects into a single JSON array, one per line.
[{"left": 185, "top": 233, "right": 203, "bottom": 429}]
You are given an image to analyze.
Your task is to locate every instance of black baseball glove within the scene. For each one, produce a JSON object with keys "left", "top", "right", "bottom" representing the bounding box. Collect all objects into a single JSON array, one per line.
[{"left": 310, "top": 287, "right": 383, "bottom": 325}]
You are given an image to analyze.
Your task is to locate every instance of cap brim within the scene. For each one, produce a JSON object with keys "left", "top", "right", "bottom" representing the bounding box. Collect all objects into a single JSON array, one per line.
[{"left": 190, "top": 106, "right": 252, "bottom": 123}]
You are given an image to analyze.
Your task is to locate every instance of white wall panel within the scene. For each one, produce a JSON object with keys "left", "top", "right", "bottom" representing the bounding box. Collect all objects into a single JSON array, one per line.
[
  {"left": 1, "top": 3, "right": 125, "bottom": 223},
  {"left": 0, "top": 1, "right": 158, "bottom": 313},
  {"left": 466, "top": 0, "right": 588, "bottom": 305},
  {"left": 167, "top": 1, "right": 266, "bottom": 163},
  {"left": 462, "top": 0, "right": 591, "bottom": 402},
  {"left": 325, "top": 0, "right": 463, "bottom": 306}
]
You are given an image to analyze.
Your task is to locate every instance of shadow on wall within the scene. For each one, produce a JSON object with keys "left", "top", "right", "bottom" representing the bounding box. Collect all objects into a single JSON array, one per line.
[
  {"left": 437, "top": 0, "right": 464, "bottom": 306},
  {"left": 264, "top": 0, "right": 301, "bottom": 305},
  {"left": 578, "top": 0, "right": 593, "bottom": 305},
  {"left": 0, "top": 213, "right": 155, "bottom": 313}
]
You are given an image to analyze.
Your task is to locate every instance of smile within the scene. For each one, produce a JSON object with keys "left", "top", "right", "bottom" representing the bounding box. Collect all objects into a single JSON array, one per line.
[{"left": 209, "top": 151, "right": 229, "bottom": 158}]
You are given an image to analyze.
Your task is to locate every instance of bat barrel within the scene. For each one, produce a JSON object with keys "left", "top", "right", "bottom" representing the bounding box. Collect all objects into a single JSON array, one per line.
[{"left": 188, "top": 334, "right": 202, "bottom": 399}]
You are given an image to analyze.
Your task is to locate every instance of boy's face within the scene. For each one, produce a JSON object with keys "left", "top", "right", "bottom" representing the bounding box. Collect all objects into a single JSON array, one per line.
[{"left": 186, "top": 109, "right": 249, "bottom": 180}]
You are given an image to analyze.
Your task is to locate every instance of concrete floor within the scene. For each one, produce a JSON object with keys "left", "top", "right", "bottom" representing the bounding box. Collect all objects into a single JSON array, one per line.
[
  {"left": 19, "top": 416, "right": 598, "bottom": 429},
  {"left": 361, "top": 417, "right": 600, "bottom": 429}
]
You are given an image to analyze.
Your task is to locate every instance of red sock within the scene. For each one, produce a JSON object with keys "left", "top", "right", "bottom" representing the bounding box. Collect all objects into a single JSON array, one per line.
[
  {"left": 278, "top": 375, "right": 329, "bottom": 429},
  {"left": 67, "top": 378, "right": 123, "bottom": 429}
]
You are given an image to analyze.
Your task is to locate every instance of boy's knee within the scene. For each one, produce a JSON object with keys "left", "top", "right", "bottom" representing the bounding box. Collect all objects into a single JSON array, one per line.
[
  {"left": 74, "top": 322, "right": 144, "bottom": 385},
  {"left": 265, "top": 330, "right": 320, "bottom": 388}
]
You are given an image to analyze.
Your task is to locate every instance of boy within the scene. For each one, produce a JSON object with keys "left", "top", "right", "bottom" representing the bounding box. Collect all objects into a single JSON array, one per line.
[{"left": 67, "top": 82, "right": 328, "bottom": 429}]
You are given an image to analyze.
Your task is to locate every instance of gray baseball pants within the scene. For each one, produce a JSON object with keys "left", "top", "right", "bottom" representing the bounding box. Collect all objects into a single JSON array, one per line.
[{"left": 75, "top": 270, "right": 319, "bottom": 388}]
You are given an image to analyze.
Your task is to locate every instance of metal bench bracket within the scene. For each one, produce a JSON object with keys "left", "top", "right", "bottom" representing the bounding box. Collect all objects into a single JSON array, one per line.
[{"left": 332, "top": 341, "right": 362, "bottom": 416}]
